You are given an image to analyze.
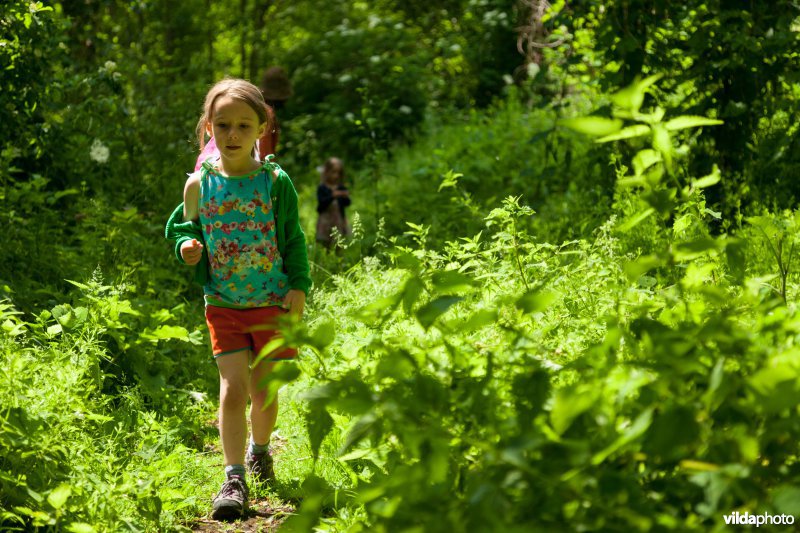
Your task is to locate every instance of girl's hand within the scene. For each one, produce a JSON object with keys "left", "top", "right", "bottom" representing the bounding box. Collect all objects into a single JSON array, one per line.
[
  {"left": 180, "top": 239, "right": 204, "bottom": 265},
  {"left": 283, "top": 289, "right": 306, "bottom": 316}
]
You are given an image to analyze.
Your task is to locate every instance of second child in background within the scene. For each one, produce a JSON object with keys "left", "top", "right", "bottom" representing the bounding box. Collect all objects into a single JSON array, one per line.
[{"left": 316, "top": 157, "right": 352, "bottom": 248}]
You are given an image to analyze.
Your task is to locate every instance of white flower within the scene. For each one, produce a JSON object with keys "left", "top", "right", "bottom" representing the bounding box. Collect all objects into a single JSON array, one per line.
[
  {"left": 399, "top": 105, "right": 412, "bottom": 115},
  {"left": 90, "top": 139, "right": 110, "bottom": 164},
  {"left": 502, "top": 74, "right": 514, "bottom": 85},
  {"left": 188, "top": 391, "right": 206, "bottom": 403},
  {"left": 527, "top": 62, "right": 541, "bottom": 79}
]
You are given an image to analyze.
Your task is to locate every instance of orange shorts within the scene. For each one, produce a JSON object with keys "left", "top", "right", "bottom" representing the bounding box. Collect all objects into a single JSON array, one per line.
[{"left": 204, "top": 305, "right": 297, "bottom": 360}]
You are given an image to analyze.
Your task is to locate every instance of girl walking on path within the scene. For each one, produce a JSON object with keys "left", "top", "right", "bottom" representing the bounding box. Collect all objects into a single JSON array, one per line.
[
  {"left": 165, "top": 78, "right": 311, "bottom": 521},
  {"left": 315, "top": 157, "right": 352, "bottom": 248}
]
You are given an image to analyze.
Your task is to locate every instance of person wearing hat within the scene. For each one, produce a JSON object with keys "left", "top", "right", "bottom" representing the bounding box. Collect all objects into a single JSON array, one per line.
[
  {"left": 193, "top": 66, "right": 293, "bottom": 171},
  {"left": 257, "top": 66, "right": 293, "bottom": 159}
]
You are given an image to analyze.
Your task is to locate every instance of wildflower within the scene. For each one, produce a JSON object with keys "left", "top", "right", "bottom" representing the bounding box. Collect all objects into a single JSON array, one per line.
[{"left": 90, "top": 139, "right": 110, "bottom": 164}]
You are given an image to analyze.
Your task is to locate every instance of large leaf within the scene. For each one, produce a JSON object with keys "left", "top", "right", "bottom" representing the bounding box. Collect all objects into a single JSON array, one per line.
[
  {"left": 305, "top": 406, "right": 333, "bottom": 462},
  {"left": 515, "top": 289, "right": 558, "bottom": 314},
  {"left": 560, "top": 116, "right": 623, "bottom": 136},
  {"left": 416, "top": 296, "right": 463, "bottom": 329},
  {"left": 596, "top": 124, "right": 651, "bottom": 143},
  {"left": 550, "top": 384, "right": 599, "bottom": 435},
  {"left": 632, "top": 149, "right": 661, "bottom": 177},
  {"left": 664, "top": 115, "right": 724, "bottom": 131},
  {"left": 611, "top": 74, "right": 663, "bottom": 113}
]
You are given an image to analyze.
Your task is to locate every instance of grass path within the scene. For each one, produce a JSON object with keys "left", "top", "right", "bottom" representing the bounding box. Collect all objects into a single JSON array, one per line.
[{"left": 181, "top": 381, "right": 348, "bottom": 531}]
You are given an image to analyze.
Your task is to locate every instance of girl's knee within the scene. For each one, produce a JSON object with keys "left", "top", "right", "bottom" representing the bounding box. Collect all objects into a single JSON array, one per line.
[{"left": 220, "top": 379, "right": 249, "bottom": 409}]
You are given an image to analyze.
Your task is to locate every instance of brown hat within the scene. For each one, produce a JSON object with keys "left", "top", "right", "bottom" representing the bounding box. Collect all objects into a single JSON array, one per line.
[{"left": 260, "top": 66, "right": 293, "bottom": 101}]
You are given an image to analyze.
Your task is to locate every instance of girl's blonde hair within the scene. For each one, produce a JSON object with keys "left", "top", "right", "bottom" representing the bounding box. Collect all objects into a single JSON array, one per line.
[{"left": 196, "top": 78, "right": 272, "bottom": 149}]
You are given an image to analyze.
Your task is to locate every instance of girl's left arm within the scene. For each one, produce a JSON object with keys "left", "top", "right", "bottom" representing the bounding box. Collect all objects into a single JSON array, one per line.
[{"left": 279, "top": 172, "right": 313, "bottom": 297}]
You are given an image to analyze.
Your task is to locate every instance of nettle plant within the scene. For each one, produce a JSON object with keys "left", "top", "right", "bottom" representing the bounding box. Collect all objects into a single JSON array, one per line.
[{"left": 557, "top": 77, "right": 800, "bottom": 527}]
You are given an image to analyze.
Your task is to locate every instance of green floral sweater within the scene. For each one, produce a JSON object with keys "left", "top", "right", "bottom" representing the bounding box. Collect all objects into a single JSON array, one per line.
[{"left": 164, "top": 164, "right": 312, "bottom": 295}]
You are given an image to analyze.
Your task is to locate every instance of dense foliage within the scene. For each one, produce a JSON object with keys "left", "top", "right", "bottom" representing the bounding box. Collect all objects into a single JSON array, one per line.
[{"left": 2, "top": 1, "right": 800, "bottom": 532}]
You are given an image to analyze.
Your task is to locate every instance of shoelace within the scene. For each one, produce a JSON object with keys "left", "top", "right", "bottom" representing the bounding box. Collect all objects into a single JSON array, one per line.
[{"left": 219, "top": 477, "right": 247, "bottom": 499}]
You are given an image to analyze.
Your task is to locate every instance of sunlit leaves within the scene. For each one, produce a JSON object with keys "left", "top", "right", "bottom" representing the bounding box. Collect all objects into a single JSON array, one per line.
[
  {"left": 596, "top": 124, "right": 650, "bottom": 143},
  {"left": 664, "top": 116, "right": 724, "bottom": 131},
  {"left": 610, "top": 74, "right": 663, "bottom": 114},
  {"left": 560, "top": 116, "right": 623, "bottom": 136},
  {"left": 416, "top": 295, "right": 463, "bottom": 329},
  {"left": 550, "top": 384, "right": 599, "bottom": 435}
]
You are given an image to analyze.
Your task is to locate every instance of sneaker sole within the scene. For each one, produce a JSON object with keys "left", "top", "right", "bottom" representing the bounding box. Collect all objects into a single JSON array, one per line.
[{"left": 211, "top": 499, "right": 247, "bottom": 521}]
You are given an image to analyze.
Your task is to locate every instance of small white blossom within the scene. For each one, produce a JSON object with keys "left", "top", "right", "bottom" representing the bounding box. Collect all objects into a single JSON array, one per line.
[
  {"left": 502, "top": 74, "right": 514, "bottom": 85},
  {"left": 399, "top": 105, "right": 412, "bottom": 115},
  {"left": 188, "top": 391, "right": 206, "bottom": 403},
  {"left": 90, "top": 139, "right": 110, "bottom": 164},
  {"left": 527, "top": 62, "right": 541, "bottom": 79}
]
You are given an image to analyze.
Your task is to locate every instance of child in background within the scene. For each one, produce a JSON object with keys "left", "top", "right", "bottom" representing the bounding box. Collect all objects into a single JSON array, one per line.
[
  {"left": 315, "top": 157, "right": 352, "bottom": 247},
  {"left": 165, "top": 78, "right": 311, "bottom": 521}
]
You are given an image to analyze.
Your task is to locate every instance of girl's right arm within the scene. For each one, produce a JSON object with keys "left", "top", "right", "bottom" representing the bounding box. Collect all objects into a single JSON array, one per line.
[
  {"left": 180, "top": 174, "right": 204, "bottom": 265},
  {"left": 183, "top": 174, "right": 200, "bottom": 221}
]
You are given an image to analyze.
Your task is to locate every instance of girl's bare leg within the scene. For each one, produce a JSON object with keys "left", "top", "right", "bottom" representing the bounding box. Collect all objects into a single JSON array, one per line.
[
  {"left": 249, "top": 359, "right": 278, "bottom": 445},
  {"left": 216, "top": 350, "right": 250, "bottom": 466}
]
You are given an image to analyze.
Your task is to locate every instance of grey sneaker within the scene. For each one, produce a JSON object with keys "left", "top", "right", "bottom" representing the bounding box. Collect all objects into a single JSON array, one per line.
[
  {"left": 246, "top": 449, "right": 275, "bottom": 483},
  {"left": 211, "top": 475, "right": 249, "bottom": 520}
]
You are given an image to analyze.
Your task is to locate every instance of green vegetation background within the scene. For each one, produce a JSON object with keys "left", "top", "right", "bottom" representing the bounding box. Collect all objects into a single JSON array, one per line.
[{"left": 3, "top": 1, "right": 800, "bottom": 531}]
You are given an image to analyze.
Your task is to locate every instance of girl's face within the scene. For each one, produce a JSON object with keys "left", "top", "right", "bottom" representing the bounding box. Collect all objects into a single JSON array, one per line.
[{"left": 207, "top": 94, "right": 265, "bottom": 169}]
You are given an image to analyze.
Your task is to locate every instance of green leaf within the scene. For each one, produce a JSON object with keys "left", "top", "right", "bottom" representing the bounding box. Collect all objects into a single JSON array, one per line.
[
  {"left": 550, "top": 384, "right": 599, "bottom": 435},
  {"left": 772, "top": 486, "right": 800, "bottom": 516},
  {"left": 691, "top": 166, "right": 721, "bottom": 189},
  {"left": 664, "top": 115, "right": 724, "bottom": 131},
  {"left": 559, "top": 116, "right": 623, "bottom": 136},
  {"left": 438, "top": 170, "right": 463, "bottom": 191},
  {"left": 652, "top": 125, "right": 672, "bottom": 156},
  {"left": 596, "top": 124, "right": 651, "bottom": 143},
  {"left": 460, "top": 308, "right": 498, "bottom": 331},
  {"left": 632, "top": 149, "right": 661, "bottom": 177},
  {"left": 402, "top": 276, "right": 425, "bottom": 315},
  {"left": 66, "top": 524, "right": 96, "bottom": 533},
  {"left": 142, "top": 325, "right": 189, "bottom": 341},
  {"left": 611, "top": 74, "right": 663, "bottom": 113},
  {"left": 305, "top": 407, "right": 333, "bottom": 462},
  {"left": 617, "top": 208, "right": 655, "bottom": 233},
  {"left": 256, "top": 361, "right": 301, "bottom": 405},
  {"left": 516, "top": 289, "right": 558, "bottom": 314},
  {"left": 624, "top": 254, "right": 664, "bottom": 281},
  {"left": 47, "top": 484, "right": 71, "bottom": 510},
  {"left": 592, "top": 407, "right": 653, "bottom": 464},
  {"left": 416, "top": 296, "right": 463, "bottom": 329},
  {"left": 310, "top": 320, "right": 335, "bottom": 350},
  {"left": 430, "top": 270, "right": 474, "bottom": 294},
  {"left": 749, "top": 364, "right": 800, "bottom": 413},
  {"left": 673, "top": 237, "right": 722, "bottom": 261}
]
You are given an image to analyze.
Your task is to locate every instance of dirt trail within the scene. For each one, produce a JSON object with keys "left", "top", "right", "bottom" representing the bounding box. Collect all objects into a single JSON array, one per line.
[
  {"left": 189, "top": 431, "right": 296, "bottom": 532},
  {"left": 190, "top": 500, "right": 294, "bottom": 532}
]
